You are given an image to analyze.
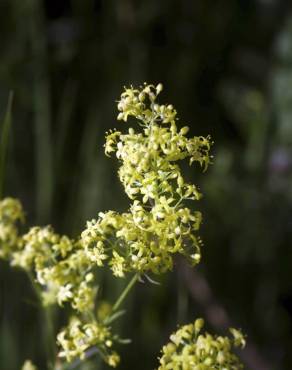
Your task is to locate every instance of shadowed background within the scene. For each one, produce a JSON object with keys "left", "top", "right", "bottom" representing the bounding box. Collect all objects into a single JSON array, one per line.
[{"left": 0, "top": 0, "right": 292, "bottom": 369}]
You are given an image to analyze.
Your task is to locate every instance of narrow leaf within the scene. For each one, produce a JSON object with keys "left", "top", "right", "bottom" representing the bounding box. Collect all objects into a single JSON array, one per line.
[
  {"left": 104, "top": 309, "right": 126, "bottom": 325},
  {"left": 0, "top": 91, "right": 14, "bottom": 198}
]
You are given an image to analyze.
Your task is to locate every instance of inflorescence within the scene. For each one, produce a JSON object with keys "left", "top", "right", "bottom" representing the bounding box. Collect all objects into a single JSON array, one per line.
[
  {"left": 1, "top": 83, "right": 245, "bottom": 369},
  {"left": 158, "top": 318, "right": 245, "bottom": 370},
  {"left": 85, "top": 82, "right": 211, "bottom": 276}
]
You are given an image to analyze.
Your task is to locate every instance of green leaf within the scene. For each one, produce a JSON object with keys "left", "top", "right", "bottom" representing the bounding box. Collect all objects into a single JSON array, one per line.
[
  {"left": 104, "top": 309, "right": 126, "bottom": 325},
  {"left": 0, "top": 91, "right": 14, "bottom": 199}
]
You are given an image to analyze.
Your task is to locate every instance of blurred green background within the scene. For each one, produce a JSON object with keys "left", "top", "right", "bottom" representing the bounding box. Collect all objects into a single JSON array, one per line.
[{"left": 1, "top": 0, "right": 292, "bottom": 369}]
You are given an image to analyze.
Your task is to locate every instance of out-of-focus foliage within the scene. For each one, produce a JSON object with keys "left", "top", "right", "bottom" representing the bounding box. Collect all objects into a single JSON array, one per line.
[{"left": 1, "top": 0, "right": 292, "bottom": 369}]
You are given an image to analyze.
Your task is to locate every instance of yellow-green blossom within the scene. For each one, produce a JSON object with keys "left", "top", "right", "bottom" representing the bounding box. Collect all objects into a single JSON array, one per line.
[
  {"left": 107, "top": 352, "right": 120, "bottom": 368},
  {"left": 97, "top": 301, "right": 112, "bottom": 321},
  {"left": 158, "top": 318, "right": 246, "bottom": 370},
  {"left": 21, "top": 360, "right": 37, "bottom": 370},
  {"left": 0, "top": 197, "right": 24, "bottom": 259},
  {"left": 8, "top": 225, "right": 96, "bottom": 313},
  {"left": 83, "top": 83, "right": 211, "bottom": 277},
  {"left": 57, "top": 316, "right": 119, "bottom": 367}
]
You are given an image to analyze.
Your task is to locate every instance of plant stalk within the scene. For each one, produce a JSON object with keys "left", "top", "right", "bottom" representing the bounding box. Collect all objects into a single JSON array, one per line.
[
  {"left": 27, "top": 272, "right": 56, "bottom": 368},
  {"left": 112, "top": 273, "right": 139, "bottom": 313}
]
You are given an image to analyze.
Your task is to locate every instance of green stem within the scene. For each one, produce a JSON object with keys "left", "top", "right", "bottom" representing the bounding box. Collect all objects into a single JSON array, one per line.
[
  {"left": 27, "top": 272, "right": 56, "bottom": 368},
  {"left": 60, "top": 347, "right": 101, "bottom": 370},
  {"left": 112, "top": 273, "right": 139, "bottom": 312},
  {"left": 60, "top": 275, "right": 139, "bottom": 370}
]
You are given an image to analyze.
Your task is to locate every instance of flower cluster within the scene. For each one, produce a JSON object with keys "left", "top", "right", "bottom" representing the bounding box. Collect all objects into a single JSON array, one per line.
[
  {"left": 82, "top": 83, "right": 211, "bottom": 277},
  {"left": 0, "top": 210, "right": 118, "bottom": 365},
  {"left": 0, "top": 197, "right": 24, "bottom": 259},
  {"left": 157, "top": 318, "right": 246, "bottom": 370},
  {"left": 10, "top": 225, "right": 95, "bottom": 311},
  {"left": 0, "top": 84, "right": 238, "bottom": 370},
  {"left": 57, "top": 316, "right": 120, "bottom": 367}
]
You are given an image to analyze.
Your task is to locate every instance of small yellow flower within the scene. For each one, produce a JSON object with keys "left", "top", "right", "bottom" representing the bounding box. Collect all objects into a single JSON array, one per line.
[
  {"left": 21, "top": 360, "right": 37, "bottom": 370},
  {"left": 157, "top": 318, "right": 245, "bottom": 370},
  {"left": 106, "top": 352, "right": 120, "bottom": 367}
]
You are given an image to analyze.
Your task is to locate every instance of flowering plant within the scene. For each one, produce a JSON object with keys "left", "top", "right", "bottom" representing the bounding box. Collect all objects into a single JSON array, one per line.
[{"left": 0, "top": 83, "right": 245, "bottom": 369}]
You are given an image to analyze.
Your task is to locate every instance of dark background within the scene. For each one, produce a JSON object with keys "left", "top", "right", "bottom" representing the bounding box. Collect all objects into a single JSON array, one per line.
[{"left": 1, "top": 0, "right": 292, "bottom": 369}]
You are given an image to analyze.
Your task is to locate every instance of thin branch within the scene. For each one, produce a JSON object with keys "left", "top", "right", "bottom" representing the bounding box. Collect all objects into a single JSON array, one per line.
[{"left": 112, "top": 273, "right": 139, "bottom": 312}]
